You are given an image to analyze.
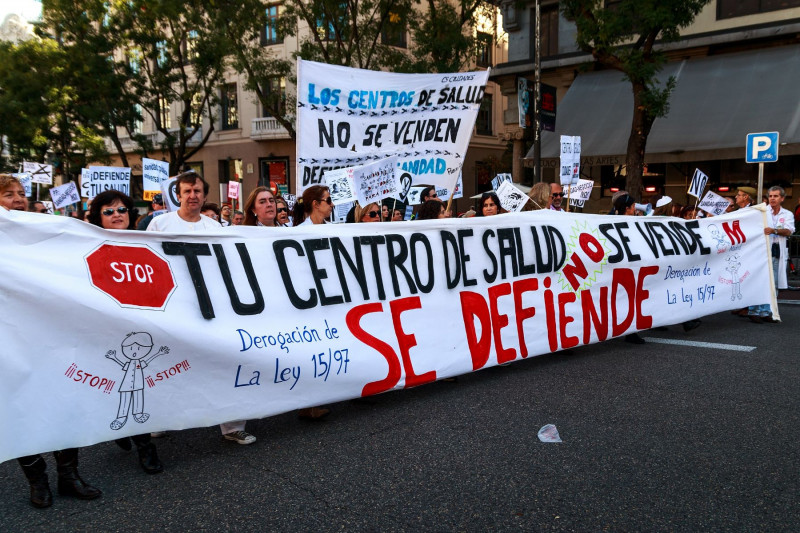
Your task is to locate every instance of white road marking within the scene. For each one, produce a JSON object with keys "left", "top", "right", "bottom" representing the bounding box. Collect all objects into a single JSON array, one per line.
[{"left": 643, "top": 338, "right": 756, "bottom": 352}]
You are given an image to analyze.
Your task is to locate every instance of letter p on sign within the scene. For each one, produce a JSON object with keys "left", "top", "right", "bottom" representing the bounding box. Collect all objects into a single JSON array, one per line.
[{"left": 746, "top": 132, "right": 779, "bottom": 163}]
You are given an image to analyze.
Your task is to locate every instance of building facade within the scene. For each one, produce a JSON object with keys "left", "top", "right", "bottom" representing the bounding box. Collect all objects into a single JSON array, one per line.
[{"left": 492, "top": 1, "right": 800, "bottom": 212}]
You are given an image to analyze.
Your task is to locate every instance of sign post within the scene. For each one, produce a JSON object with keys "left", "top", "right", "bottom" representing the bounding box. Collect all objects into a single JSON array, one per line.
[{"left": 745, "top": 132, "right": 779, "bottom": 202}]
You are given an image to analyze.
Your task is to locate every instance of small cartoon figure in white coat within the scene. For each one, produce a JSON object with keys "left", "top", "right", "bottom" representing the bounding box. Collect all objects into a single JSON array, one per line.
[
  {"left": 106, "top": 332, "right": 169, "bottom": 430},
  {"left": 725, "top": 254, "right": 742, "bottom": 301}
]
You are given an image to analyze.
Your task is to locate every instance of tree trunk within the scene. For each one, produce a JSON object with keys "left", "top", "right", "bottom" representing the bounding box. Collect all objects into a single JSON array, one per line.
[{"left": 625, "top": 83, "right": 653, "bottom": 202}]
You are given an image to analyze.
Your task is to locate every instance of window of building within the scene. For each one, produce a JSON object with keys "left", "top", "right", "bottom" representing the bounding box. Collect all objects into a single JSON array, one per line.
[
  {"left": 381, "top": 11, "right": 407, "bottom": 48},
  {"left": 185, "top": 30, "right": 199, "bottom": 62},
  {"left": 317, "top": 3, "right": 347, "bottom": 41},
  {"left": 537, "top": 4, "right": 559, "bottom": 58},
  {"left": 718, "top": 0, "right": 800, "bottom": 19},
  {"left": 476, "top": 93, "right": 493, "bottom": 136},
  {"left": 128, "top": 48, "right": 141, "bottom": 74},
  {"left": 261, "top": 77, "right": 286, "bottom": 118},
  {"left": 158, "top": 97, "right": 171, "bottom": 129},
  {"left": 132, "top": 104, "right": 143, "bottom": 134},
  {"left": 188, "top": 94, "right": 204, "bottom": 127},
  {"left": 476, "top": 32, "right": 492, "bottom": 67},
  {"left": 261, "top": 5, "right": 283, "bottom": 46},
  {"left": 221, "top": 83, "right": 239, "bottom": 130},
  {"left": 155, "top": 40, "right": 168, "bottom": 69}
]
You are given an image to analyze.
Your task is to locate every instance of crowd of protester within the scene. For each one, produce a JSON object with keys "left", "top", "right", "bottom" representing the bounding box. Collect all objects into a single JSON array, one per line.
[{"left": 0, "top": 171, "right": 792, "bottom": 509}]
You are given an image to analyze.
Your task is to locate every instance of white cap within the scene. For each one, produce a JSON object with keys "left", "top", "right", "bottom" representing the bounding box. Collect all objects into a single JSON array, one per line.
[{"left": 655, "top": 196, "right": 672, "bottom": 208}]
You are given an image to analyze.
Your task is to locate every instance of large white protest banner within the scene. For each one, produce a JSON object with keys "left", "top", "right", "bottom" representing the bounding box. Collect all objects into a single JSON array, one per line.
[
  {"left": 81, "top": 166, "right": 131, "bottom": 199},
  {"left": 0, "top": 207, "right": 774, "bottom": 461},
  {"left": 142, "top": 158, "right": 170, "bottom": 201},
  {"left": 23, "top": 161, "right": 53, "bottom": 185},
  {"left": 296, "top": 60, "right": 489, "bottom": 194},
  {"left": 49, "top": 181, "right": 81, "bottom": 209},
  {"left": 699, "top": 190, "right": 731, "bottom": 216}
]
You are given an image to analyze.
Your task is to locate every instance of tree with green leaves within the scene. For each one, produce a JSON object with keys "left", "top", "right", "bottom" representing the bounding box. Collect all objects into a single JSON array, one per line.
[{"left": 561, "top": 0, "right": 710, "bottom": 199}]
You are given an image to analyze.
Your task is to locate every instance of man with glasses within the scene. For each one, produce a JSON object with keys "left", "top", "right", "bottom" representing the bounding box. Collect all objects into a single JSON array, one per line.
[
  {"left": 220, "top": 203, "right": 232, "bottom": 226},
  {"left": 549, "top": 183, "right": 564, "bottom": 211}
]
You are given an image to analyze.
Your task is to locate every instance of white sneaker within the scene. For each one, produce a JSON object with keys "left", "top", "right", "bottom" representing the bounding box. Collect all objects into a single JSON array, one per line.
[{"left": 223, "top": 430, "right": 256, "bottom": 445}]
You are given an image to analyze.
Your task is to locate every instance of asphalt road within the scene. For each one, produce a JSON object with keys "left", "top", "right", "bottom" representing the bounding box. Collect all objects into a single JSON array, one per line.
[{"left": 2, "top": 306, "right": 798, "bottom": 532}]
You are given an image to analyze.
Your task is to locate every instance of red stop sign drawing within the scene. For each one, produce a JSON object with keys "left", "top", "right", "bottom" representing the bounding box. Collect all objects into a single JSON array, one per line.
[{"left": 85, "top": 242, "right": 177, "bottom": 310}]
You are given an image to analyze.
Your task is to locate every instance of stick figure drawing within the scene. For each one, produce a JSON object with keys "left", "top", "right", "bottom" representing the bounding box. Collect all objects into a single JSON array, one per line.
[{"left": 106, "top": 332, "right": 169, "bottom": 430}]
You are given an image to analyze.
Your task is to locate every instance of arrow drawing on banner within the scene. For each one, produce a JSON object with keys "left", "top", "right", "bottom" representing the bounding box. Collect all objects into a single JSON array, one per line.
[
  {"left": 435, "top": 150, "right": 442, "bottom": 155},
  {"left": 298, "top": 102, "right": 305, "bottom": 107},
  {"left": 462, "top": 105, "right": 470, "bottom": 110},
  {"left": 335, "top": 108, "right": 342, "bottom": 113},
  {"left": 360, "top": 111, "right": 367, "bottom": 116},
  {"left": 323, "top": 106, "right": 330, "bottom": 112},
  {"left": 444, "top": 151, "right": 451, "bottom": 155},
  {"left": 311, "top": 159, "right": 318, "bottom": 164},
  {"left": 299, "top": 158, "right": 306, "bottom": 163},
  {"left": 348, "top": 110, "right": 355, "bottom": 115},
  {"left": 311, "top": 105, "right": 318, "bottom": 110},
  {"left": 391, "top": 110, "right": 397, "bottom": 115}
]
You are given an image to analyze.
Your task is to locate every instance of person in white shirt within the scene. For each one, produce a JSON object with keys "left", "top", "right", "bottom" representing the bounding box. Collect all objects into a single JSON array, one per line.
[{"left": 147, "top": 171, "right": 256, "bottom": 444}]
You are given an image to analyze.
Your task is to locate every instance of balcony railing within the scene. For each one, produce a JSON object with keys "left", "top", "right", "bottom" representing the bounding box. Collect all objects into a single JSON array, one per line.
[
  {"left": 105, "top": 127, "right": 203, "bottom": 152},
  {"left": 251, "top": 117, "right": 291, "bottom": 140}
]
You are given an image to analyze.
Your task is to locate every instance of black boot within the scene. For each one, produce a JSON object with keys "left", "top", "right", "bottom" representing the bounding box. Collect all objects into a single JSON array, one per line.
[
  {"left": 54, "top": 449, "right": 102, "bottom": 500},
  {"left": 132, "top": 435, "right": 163, "bottom": 475},
  {"left": 114, "top": 437, "right": 133, "bottom": 451},
  {"left": 18, "top": 455, "right": 52, "bottom": 508}
]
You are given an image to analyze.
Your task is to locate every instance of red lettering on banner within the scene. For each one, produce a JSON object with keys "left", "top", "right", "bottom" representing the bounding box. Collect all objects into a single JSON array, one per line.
[
  {"left": 390, "top": 297, "right": 436, "bottom": 388},
  {"left": 488, "top": 283, "right": 515, "bottom": 364},
  {"left": 513, "top": 278, "right": 538, "bottom": 358},
  {"left": 722, "top": 220, "right": 746, "bottom": 246},
  {"left": 460, "top": 291, "right": 492, "bottom": 371}
]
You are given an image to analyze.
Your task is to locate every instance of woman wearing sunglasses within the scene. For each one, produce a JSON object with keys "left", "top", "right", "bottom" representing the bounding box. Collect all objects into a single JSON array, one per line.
[
  {"left": 354, "top": 202, "right": 380, "bottom": 223},
  {"left": 275, "top": 196, "right": 290, "bottom": 226},
  {"left": 243, "top": 187, "right": 278, "bottom": 227},
  {"left": 293, "top": 185, "right": 332, "bottom": 226},
  {"left": 87, "top": 190, "right": 164, "bottom": 474}
]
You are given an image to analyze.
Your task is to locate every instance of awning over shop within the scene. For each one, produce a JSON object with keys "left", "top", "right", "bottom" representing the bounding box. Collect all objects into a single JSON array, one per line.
[{"left": 531, "top": 44, "right": 800, "bottom": 164}]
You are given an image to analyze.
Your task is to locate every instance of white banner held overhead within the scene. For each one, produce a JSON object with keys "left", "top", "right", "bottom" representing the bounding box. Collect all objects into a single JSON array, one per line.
[
  {"left": 296, "top": 59, "right": 489, "bottom": 195},
  {"left": 49, "top": 181, "right": 81, "bottom": 209},
  {"left": 23, "top": 161, "right": 53, "bottom": 185},
  {"left": 0, "top": 207, "right": 774, "bottom": 461},
  {"left": 81, "top": 166, "right": 131, "bottom": 199},
  {"left": 688, "top": 168, "right": 709, "bottom": 199},
  {"left": 496, "top": 180, "right": 528, "bottom": 212}
]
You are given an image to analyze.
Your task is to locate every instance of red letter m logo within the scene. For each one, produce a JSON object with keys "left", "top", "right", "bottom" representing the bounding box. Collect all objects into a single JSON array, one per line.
[{"left": 722, "top": 220, "right": 746, "bottom": 245}]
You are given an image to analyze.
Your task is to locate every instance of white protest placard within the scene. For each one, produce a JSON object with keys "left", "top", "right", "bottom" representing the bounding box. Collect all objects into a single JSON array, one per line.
[
  {"left": 407, "top": 186, "right": 426, "bottom": 206},
  {"left": 404, "top": 205, "right": 414, "bottom": 220},
  {"left": 332, "top": 201, "right": 355, "bottom": 223},
  {"left": 496, "top": 180, "right": 529, "bottom": 212},
  {"left": 160, "top": 178, "right": 180, "bottom": 212},
  {"left": 322, "top": 168, "right": 356, "bottom": 205},
  {"left": 49, "top": 181, "right": 81, "bottom": 209},
  {"left": 13, "top": 173, "right": 32, "bottom": 197},
  {"left": 352, "top": 156, "right": 401, "bottom": 206},
  {"left": 283, "top": 193, "right": 297, "bottom": 214},
  {"left": 491, "top": 173, "right": 512, "bottom": 191},
  {"left": 81, "top": 166, "right": 131, "bottom": 199},
  {"left": 0, "top": 208, "right": 773, "bottom": 462},
  {"left": 227, "top": 181, "right": 241, "bottom": 201},
  {"left": 23, "top": 161, "right": 53, "bottom": 185},
  {"left": 559, "top": 136, "right": 581, "bottom": 186},
  {"left": 698, "top": 190, "right": 731, "bottom": 216},
  {"left": 565, "top": 179, "right": 594, "bottom": 208},
  {"left": 40, "top": 201, "right": 54, "bottom": 214},
  {"left": 688, "top": 168, "right": 709, "bottom": 199},
  {"left": 296, "top": 60, "right": 489, "bottom": 195},
  {"left": 142, "top": 158, "right": 170, "bottom": 201}
]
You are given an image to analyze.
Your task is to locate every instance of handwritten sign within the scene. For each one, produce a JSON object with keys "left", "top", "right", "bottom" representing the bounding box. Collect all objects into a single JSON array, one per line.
[
  {"left": 559, "top": 136, "right": 581, "bottom": 186},
  {"left": 227, "top": 181, "right": 241, "bottom": 202},
  {"left": 353, "top": 156, "right": 400, "bottom": 206},
  {"left": 565, "top": 179, "right": 594, "bottom": 208},
  {"left": 81, "top": 166, "right": 131, "bottom": 199},
  {"left": 496, "top": 180, "right": 528, "bottom": 212},
  {"left": 12, "top": 173, "right": 32, "bottom": 197},
  {"left": 23, "top": 161, "right": 53, "bottom": 185},
  {"left": 49, "top": 181, "right": 81, "bottom": 209},
  {"left": 698, "top": 190, "right": 731, "bottom": 216},
  {"left": 688, "top": 168, "right": 709, "bottom": 199},
  {"left": 142, "top": 158, "right": 169, "bottom": 199}
]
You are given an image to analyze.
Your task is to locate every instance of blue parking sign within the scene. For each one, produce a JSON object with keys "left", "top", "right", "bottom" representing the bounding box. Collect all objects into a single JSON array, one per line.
[{"left": 746, "top": 132, "right": 779, "bottom": 163}]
